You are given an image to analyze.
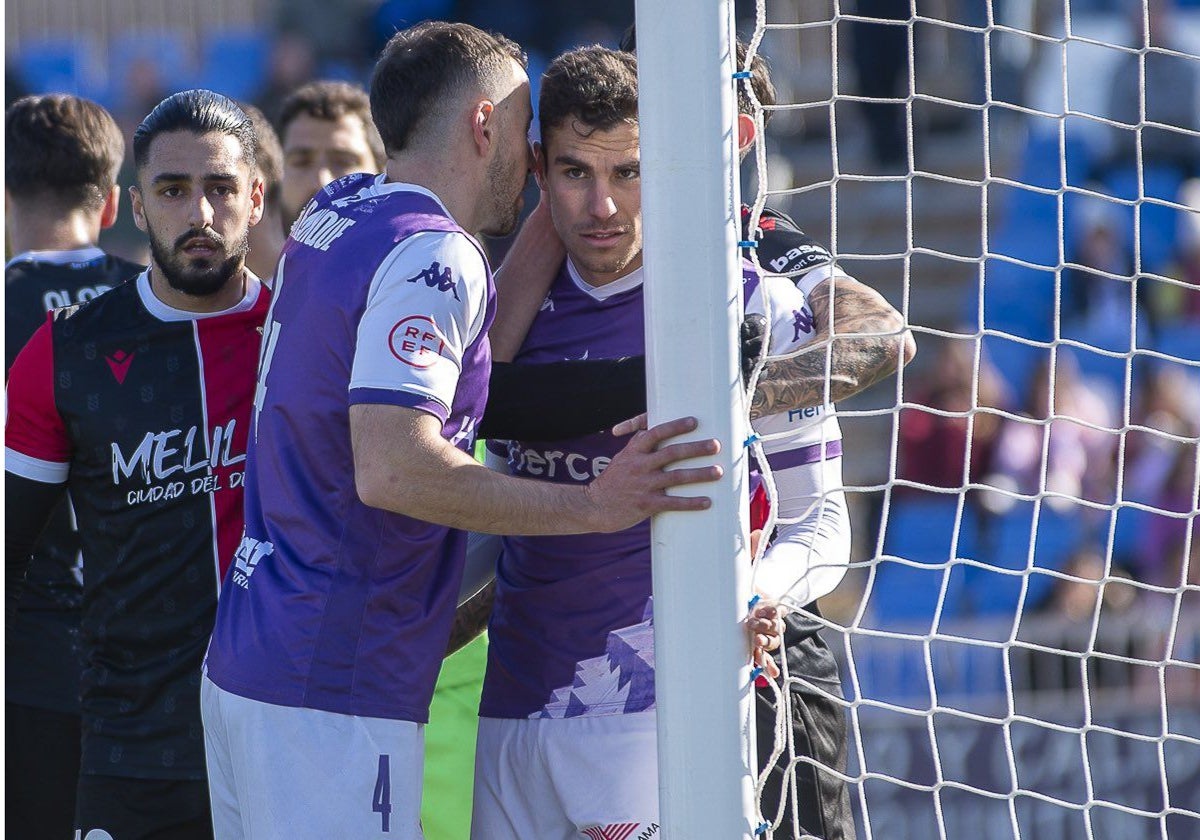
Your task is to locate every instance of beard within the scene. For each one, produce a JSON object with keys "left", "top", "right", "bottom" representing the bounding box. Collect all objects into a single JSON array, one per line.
[
  {"left": 147, "top": 223, "right": 250, "bottom": 298},
  {"left": 479, "top": 152, "right": 527, "bottom": 238}
]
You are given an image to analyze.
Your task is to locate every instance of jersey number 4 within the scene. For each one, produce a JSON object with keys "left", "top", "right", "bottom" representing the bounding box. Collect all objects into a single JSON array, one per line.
[{"left": 373, "top": 754, "right": 392, "bottom": 832}]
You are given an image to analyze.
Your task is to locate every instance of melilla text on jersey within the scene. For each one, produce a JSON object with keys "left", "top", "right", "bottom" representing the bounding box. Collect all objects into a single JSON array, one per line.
[{"left": 111, "top": 420, "right": 246, "bottom": 505}]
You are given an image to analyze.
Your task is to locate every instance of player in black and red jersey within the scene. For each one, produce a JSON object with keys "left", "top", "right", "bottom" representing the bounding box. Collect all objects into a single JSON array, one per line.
[
  {"left": 5, "top": 89, "right": 267, "bottom": 839},
  {"left": 5, "top": 93, "right": 143, "bottom": 840}
]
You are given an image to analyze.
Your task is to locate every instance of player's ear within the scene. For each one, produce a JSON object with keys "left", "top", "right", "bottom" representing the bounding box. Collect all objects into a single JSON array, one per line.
[
  {"left": 472, "top": 100, "right": 495, "bottom": 158},
  {"left": 247, "top": 176, "right": 265, "bottom": 227},
  {"left": 99, "top": 184, "right": 121, "bottom": 230},
  {"left": 533, "top": 141, "right": 547, "bottom": 191},
  {"left": 129, "top": 185, "right": 148, "bottom": 234},
  {"left": 736, "top": 113, "right": 757, "bottom": 154}
]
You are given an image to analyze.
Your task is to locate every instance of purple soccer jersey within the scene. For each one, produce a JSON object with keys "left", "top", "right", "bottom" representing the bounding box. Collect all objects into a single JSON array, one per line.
[
  {"left": 205, "top": 174, "right": 495, "bottom": 722},
  {"left": 481, "top": 259, "right": 844, "bottom": 720}
]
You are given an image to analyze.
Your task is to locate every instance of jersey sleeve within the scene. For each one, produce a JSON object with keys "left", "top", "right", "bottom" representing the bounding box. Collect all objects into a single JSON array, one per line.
[
  {"left": 5, "top": 317, "right": 71, "bottom": 484},
  {"left": 349, "top": 231, "right": 490, "bottom": 423},
  {"left": 749, "top": 207, "right": 834, "bottom": 281}
]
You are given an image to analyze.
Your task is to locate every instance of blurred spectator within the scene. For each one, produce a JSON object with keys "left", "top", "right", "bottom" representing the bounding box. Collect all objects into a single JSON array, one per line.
[
  {"left": 241, "top": 104, "right": 287, "bottom": 280},
  {"left": 1047, "top": 548, "right": 1137, "bottom": 623},
  {"left": 1105, "top": 0, "right": 1200, "bottom": 178},
  {"left": 252, "top": 33, "right": 319, "bottom": 122},
  {"left": 276, "top": 80, "right": 385, "bottom": 230},
  {"left": 1140, "top": 441, "right": 1200, "bottom": 587},
  {"left": 982, "top": 354, "right": 1118, "bottom": 512},
  {"left": 897, "top": 335, "right": 1006, "bottom": 493},
  {"left": 850, "top": 0, "right": 910, "bottom": 169},
  {"left": 1151, "top": 178, "right": 1200, "bottom": 327},
  {"left": 5, "top": 63, "right": 29, "bottom": 108},
  {"left": 276, "top": 0, "right": 375, "bottom": 75}
]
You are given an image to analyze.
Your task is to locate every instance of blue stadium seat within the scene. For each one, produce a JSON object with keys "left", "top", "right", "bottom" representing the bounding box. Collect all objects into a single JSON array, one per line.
[
  {"left": 17, "top": 37, "right": 100, "bottom": 96},
  {"left": 866, "top": 495, "right": 981, "bottom": 625},
  {"left": 968, "top": 503, "right": 1083, "bottom": 617},
  {"left": 196, "top": 29, "right": 269, "bottom": 102},
  {"left": 1102, "top": 164, "right": 1186, "bottom": 274}
]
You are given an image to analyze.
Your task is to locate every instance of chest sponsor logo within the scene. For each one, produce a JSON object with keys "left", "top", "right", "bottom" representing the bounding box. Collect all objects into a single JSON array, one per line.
[
  {"left": 291, "top": 208, "right": 356, "bottom": 251},
  {"left": 111, "top": 420, "right": 247, "bottom": 504},
  {"left": 405, "top": 261, "right": 460, "bottom": 300},
  {"left": 507, "top": 442, "right": 610, "bottom": 482},
  {"left": 388, "top": 315, "right": 446, "bottom": 368},
  {"left": 105, "top": 349, "right": 136, "bottom": 384},
  {"left": 230, "top": 533, "right": 274, "bottom": 589}
]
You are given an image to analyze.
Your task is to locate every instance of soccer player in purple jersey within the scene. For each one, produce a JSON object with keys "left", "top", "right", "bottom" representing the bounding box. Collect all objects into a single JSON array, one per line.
[
  {"left": 202, "top": 23, "right": 724, "bottom": 840},
  {"left": 474, "top": 35, "right": 916, "bottom": 839},
  {"left": 465, "top": 46, "right": 865, "bottom": 840},
  {"left": 4, "top": 92, "right": 141, "bottom": 840}
]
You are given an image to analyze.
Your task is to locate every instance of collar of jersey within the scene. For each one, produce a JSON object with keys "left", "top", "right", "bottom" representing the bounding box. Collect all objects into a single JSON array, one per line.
[
  {"left": 366, "top": 176, "right": 458, "bottom": 224},
  {"left": 5, "top": 245, "right": 105, "bottom": 269},
  {"left": 566, "top": 258, "right": 644, "bottom": 302},
  {"left": 136, "top": 269, "right": 263, "bottom": 322}
]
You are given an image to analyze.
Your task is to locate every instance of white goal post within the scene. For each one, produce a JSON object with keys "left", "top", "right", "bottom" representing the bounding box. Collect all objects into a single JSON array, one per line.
[{"left": 635, "top": 0, "right": 760, "bottom": 838}]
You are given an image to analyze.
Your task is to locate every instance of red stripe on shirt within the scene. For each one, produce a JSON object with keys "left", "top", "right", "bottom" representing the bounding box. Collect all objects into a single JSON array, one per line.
[
  {"left": 6, "top": 316, "right": 72, "bottom": 466},
  {"left": 194, "top": 292, "right": 270, "bottom": 580}
]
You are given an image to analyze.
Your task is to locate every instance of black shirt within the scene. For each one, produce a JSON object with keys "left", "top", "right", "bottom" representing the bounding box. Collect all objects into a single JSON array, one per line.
[
  {"left": 6, "top": 271, "right": 269, "bottom": 779},
  {"left": 5, "top": 247, "right": 142, "bottom": 715}
]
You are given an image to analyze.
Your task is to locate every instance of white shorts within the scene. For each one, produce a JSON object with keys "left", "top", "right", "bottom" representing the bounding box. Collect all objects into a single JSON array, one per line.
[
  {"left": 201, "top": 675, "right": 425, "bottom": 840},
  {"left": 471, "top": 711, "right": 660, "bottom": 840}
]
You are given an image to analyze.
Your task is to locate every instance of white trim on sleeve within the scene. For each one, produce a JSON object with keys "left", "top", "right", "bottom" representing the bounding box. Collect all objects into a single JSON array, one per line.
[{"left": 5, "top": 447, "right": 70, "bottom": 484}]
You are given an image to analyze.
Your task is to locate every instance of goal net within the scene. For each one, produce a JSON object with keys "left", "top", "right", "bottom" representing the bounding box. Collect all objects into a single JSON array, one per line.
[{"left": 738, "top": 2, "right": 1200, "bottom": 838}]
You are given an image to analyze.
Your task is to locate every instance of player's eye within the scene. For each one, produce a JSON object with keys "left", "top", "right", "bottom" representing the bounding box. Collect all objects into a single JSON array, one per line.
[
  {"left": 210, "top": 185, "right": 235, "bottom": 197},
  {"left": 617, "top": 167, "right": 640, "bottom": 181},
  {"left": 160, "top": 186, "right": 183, "bottom": 198},
  {"left": 564, "top": 167, "right": 587, "bottom": 179}
]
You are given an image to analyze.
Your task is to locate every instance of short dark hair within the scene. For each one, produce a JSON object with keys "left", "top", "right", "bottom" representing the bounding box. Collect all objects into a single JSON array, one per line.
[
  {"left": 619, "top": 26, "right": 777, "bottom": 125},
  {"left": 538, "top": 46, "right": 639, "bottom": 153},
  {"left": 132, "top": 89, "right": 256, "bottom": 171},
  {"left": 240, "top": 103, "right": 283, "bottom": 213},
  {"left": 277, "top": 80, "right": 385, "bottom": 169},
  {"left": 5, "top": 94, "right": 124, "bottom": 211},
  {"left": 370, "top": 21, "right": 527, "bottom": 157}
]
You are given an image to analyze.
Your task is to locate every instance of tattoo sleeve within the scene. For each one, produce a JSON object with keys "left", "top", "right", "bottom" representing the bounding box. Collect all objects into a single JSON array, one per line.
[
  {"left": 749, "top": 276, "right": 914, "bottom": 420},
  {"left": 445, "top": 579, "right": 496, "bottom": 658}
]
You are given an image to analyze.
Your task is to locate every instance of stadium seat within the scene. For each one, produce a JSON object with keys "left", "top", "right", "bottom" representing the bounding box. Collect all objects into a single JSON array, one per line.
[
  {"left": 196, "top": 29, "right": 269, "bottom": 102},
  {"left": 866, "top": 495, "right": 981, "bottom": 625},
  {"left": 1101, "top": 164, "right": 1186, "bottom": 274},
  {"left": 16, "top": 37, "right": 101, "bottom": 97},
  {"left": 968, "top": 503, "right": 1083, "bottom": 618},
  {"left": 100, "top": 30, "right": 193, "bottom": 109}
]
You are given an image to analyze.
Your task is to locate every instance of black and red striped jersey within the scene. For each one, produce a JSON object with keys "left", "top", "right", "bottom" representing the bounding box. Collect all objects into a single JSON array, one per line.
[
  {"left": 5, "top": 247, "right": 143, "bottom": 716},
  {"left": 5, "top": 269, "right": 268, "bottom": 780}
]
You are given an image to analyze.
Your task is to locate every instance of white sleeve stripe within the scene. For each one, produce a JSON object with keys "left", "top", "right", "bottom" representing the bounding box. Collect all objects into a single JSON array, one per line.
[
  {"left": 792, "top": 263, "right": 854, "bottom": 298},
  {"left": 5, "top": 448, "right": 69, "bottom": 484}
]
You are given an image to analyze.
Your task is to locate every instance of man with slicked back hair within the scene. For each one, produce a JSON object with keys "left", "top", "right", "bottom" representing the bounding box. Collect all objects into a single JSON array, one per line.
[{"left": 6, "top": 88, "right": 267, "bottom": 839}]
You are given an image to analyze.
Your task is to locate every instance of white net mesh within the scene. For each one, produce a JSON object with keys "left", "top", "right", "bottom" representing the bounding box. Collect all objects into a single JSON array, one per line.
[{"left": 743, "top": 2, "right": 1200, "bottom": 838}]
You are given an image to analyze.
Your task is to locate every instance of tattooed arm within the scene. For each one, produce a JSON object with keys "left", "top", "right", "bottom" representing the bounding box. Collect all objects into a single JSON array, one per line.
[
  {"left": 749, "top": 274, "right": 916, "bottom": 420},
  {"left": 446, "top": 580, "right": 496, "bottom": 657}
]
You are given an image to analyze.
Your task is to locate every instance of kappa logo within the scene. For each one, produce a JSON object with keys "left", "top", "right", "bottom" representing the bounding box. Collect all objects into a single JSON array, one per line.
[
  {"left": 539, "top": 295, "right": 555, "bottom": 312},
  {"left": 792, "top": 307, "right": 814, "bottom": 341},
  {"left": 583, "top": 820, "right": 657, "bottom": 840},
  {"left": 105, "top": 349, "right": 135, "bottom": 384},
  {"left": 406, "top": 261, "right": 460, "bottom": 300}
]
